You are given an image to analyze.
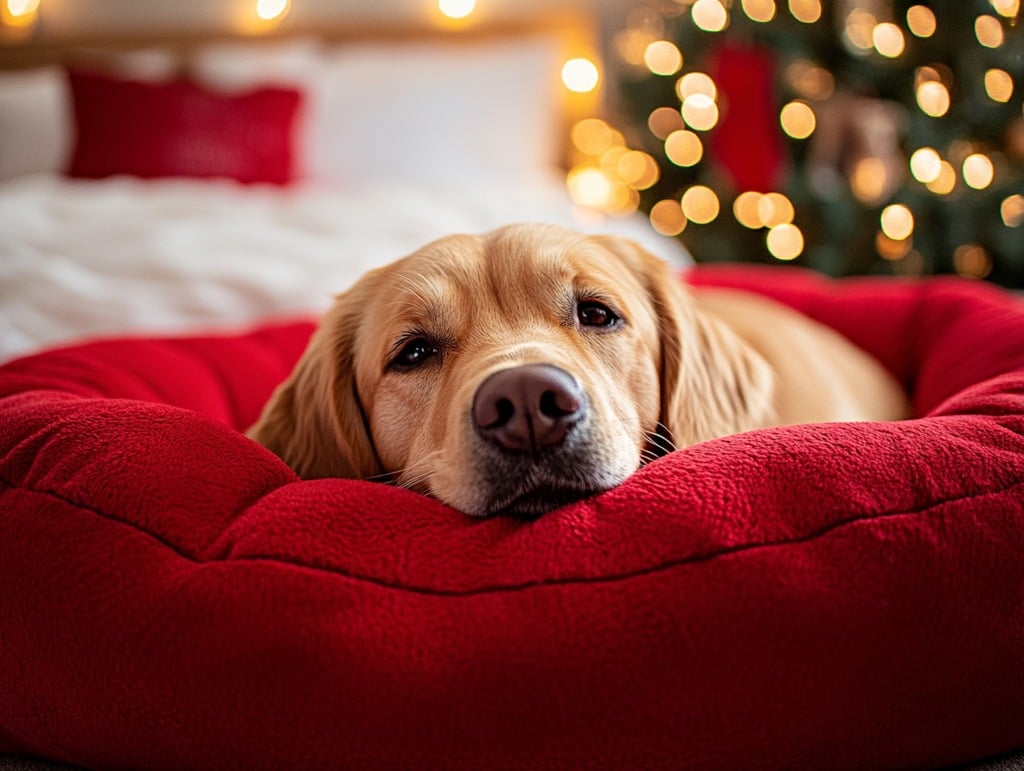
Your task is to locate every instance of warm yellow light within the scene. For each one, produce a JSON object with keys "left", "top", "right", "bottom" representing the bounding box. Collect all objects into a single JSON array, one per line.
[
  {"left": 766, "top": 224, "right": 804, "bottom": 260},
  {"left": 909, "top": 147, "right": 942, "bottom": 183},
  {"left": 256, "top": 0, "right": 289, "bottom": 21},
  {"left": 681, "top": 185, "right": 720, "bottom": 224},
  {"left": 845, "top": 9, "right": 877, "bottom": 51},
  {"left": 438, "top": 0, "right": 474, "bottom": 19},
  {"left": 780, "top": 101, "right": 816, "bottom": 139},
  {"left": 6, "top": 0, "right": 40, "bottom": 17},
  {"left": 733, "top": 192, "right": 764, "bottom": 229},
  {"left": 567, "top": 167, "right": 613, "bottom": 209},
  {"left": 664, "top": 129, "right": 704, "bottom": 166},
  {"left": 648, "top": 107, "right": 684, "bottom": 139},
  {"left": 571, "top": 119, "right": 614, "bottom": 156},
  {"left": 758, "top": 193, "right": 795, "bottom": 227},
  {"left": 990, "top": 0, "right": 1020, "bottom": 18},
  {"left": 926, "top": 161, "right": 957, "bottom": 195},
  {"left": 650, "top": 199, "right": 688, "bottom": 236},
  {"left": 872, "top": 22, "right": 906, "bottom": 57},
  {"left": 851, "top": 157, "right": 889, "bottom": 204},
  {"left": 644, "top": 40, "right": 683, "bottom": 76},
  {"left": 985, "top": 69, "right": 1014, "bottom": 103},
  {"left": 880, "top": 204, "right": 915, "bottom": 240},
  {"left": 788, "top": 0, "right": 822, "bottom": 23},
  {"left": 1001, "top": 194, "right": 1024, "bottom": 227},
  {"left": 975, "top": 15, "right": 1005, "bottom": 48},
  {"left": 906, "top": 6, "right": 936, "bottom": 37},
  {"left": 954, "top": 244, "right": 993, "bottom": 279},
  {"left": 962, "top": 153, "right": 995, "bottom": 189},
  {"left": 618, "top": 151, "right": 660, "bottom": 190},
  {"left": 681, "top": 94, "right": 719, "bottom": 131},
  {"left": 876, "top": 231, "right": 913, "bottom": 261},
  {"left": 676, "top": 72, "right": 717, "bottom": 102},
  {"left": 562, "top": 58, "right": 600, "bottom": 93},
  {"left": 787, "top": 60, "right": 835, "bottom": 100},
  {"left": 742, "top": 0, "right": 776, "bottom": 23},
  {"left": 692, "top": 0, "right": 729, "bottom": 32},
  {"left": 916, "top": 81, "right": 950, "bottom": 117}
]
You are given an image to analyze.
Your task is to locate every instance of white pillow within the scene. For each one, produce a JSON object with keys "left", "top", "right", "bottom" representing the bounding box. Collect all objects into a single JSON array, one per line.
[
  {"left": 0, "top": 67, "right": 71, "bottom": 180},
  {"left": 303, "top": 35, "right": 563, "bottom": 187}
]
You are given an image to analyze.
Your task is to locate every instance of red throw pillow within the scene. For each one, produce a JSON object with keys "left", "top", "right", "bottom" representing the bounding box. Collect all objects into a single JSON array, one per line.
[{"left": 65, "top": 68, "right": 302, "bottom": 185}]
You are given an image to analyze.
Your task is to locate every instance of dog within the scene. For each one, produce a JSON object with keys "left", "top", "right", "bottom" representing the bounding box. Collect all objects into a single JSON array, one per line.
[{"left": 249, "top": 223, "right": 907, "bottom": 517}]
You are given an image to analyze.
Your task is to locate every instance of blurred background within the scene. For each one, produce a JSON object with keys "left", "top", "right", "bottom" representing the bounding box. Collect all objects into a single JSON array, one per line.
[{"left": 2, "top": 0, "right": 1022, "bottom": 287}]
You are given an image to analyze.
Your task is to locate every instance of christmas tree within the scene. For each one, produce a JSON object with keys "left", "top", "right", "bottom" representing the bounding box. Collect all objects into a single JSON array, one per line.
[{"left": 569, "top": 0, "right": 1024, "bottom": 287}]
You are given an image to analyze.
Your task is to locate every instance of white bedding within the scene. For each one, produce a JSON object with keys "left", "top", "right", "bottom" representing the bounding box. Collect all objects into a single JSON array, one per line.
[{"left": 0, "top": 173, "right": 690, "bottom": 363}]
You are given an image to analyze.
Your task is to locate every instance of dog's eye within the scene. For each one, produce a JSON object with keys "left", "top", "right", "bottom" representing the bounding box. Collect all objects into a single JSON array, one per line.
[
  {"left": 577, "top": 300, "right": 620, "bottom": 329},
  {"left": 390, "top": 337, "right": 439, "bottom": 370}
]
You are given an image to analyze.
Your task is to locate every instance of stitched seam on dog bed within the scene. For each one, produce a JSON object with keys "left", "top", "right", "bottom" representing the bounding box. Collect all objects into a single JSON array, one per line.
[{"left": 3, "top": 475, "right": 1023, "bottom": 596}]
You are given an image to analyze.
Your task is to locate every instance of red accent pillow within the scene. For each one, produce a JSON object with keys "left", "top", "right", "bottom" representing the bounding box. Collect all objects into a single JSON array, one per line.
[
  {"left": 1, "top": 267, "right": 1023, "bottom": 769},
  {"left": 65, "top": 68, "right": 302, "bottom": 185}
]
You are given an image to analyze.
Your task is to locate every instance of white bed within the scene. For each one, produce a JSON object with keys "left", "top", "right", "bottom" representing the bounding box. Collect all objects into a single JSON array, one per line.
[{"left": 0, "top": 23, "right": 690, "bottom": 363}]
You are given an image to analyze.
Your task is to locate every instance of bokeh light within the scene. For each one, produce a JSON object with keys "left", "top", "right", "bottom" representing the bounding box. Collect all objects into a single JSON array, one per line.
[
  {"left": 644, "top": 40, "right": 683, "bottom": 76},
  {"left": 962, "top": 153, "right": 995, "bottom": 189},
  {"left": 664, "top": 129, "right": 704, "bottom": 166},
  {"left": 571, "top": 119, "right": 614, "bottom": 156},
  {"left": 984, "top": 69, "right": 1014, "bottom": 103},
  {"left": 906, "top": 5, "right": 936, "bottom": 37},
  {"left": 692, "top": 0, "right": 729, "bottom": 32},
  {"left": 1001, "top": 194, "right": 1024, "bottom": 227},
  {"left": 650, "top": 199, "right": 688, "bottom": 236},
  {"left": 779, "top": 101, "right": 816, "bottom": 139},
  {"left": 681, "top": 185, "right": 721, "bottom": 223},
  {"left": 681, "top": 94, "right": 720, "bottom": 131},
  {"left": 909, "top": 147, "right": 942, "bottom": 183},
  {"left": 926, "top": 160, "right": 957, "bottom": 194},
  {"left": 975, "top": 15, "right": 1005, "bottom": 48},
  {"left": 916, "top": 81, "right": 950, "bottom": 117},
  {"left": 733, "top": 192, "right": 764, "bottom": 229},
  {"left": 676, "top": 72, "right": 717, "bottom": 102},
  {"left": 561, "top": 58, "right": 600, "bottom": 93},
  {"left": 647, "top": 107, "right": 685, "bottom": 140},
  {"left": 766, "top": 224, "right": 804, "bottom": 260},
  {"left": 437, "top": 0, "right": 474, "bottom": 19},
  {"left": 954, "top": 244, "right": 993, "bottom": 279},
  {"left": 741, "top": 0, "right": 776, "bottom": 23},
  {"left": 880, "top": 204, "right": 915, "bottom": 240},
  {"left": 872, "top": 23, "right": 906, "bottom": 57},
  {"left": 788, "top": 0, "right": 822, "bottom": 23}
]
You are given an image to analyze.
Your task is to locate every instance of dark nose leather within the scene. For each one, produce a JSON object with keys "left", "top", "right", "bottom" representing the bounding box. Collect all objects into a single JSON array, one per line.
[{"left": 472, "top": 364, "right": 586, "bottom": 453}]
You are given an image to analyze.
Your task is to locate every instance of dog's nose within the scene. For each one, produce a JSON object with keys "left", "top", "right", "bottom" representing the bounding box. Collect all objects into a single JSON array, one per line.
[{"left": 472, "top": 364, "right": 586, "bottom": 453}]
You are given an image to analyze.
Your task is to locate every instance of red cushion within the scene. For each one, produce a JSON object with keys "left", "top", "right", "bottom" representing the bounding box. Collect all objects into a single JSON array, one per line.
[
  {"left": 65, "top": 68, "right": 302, "bottom": 185},
  {"left": 2, "top": 267, "right": 1023, "bottom": 769}
]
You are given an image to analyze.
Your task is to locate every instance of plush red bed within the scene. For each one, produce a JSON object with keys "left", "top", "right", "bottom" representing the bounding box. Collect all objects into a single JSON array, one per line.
[{"left": 2, "top": 265, "right": 1023, "bottom": 770}]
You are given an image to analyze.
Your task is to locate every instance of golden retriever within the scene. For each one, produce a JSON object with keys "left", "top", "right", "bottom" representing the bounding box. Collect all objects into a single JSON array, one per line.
[{"left": 249, "top": 224, "right": 907, "bottom": 517}]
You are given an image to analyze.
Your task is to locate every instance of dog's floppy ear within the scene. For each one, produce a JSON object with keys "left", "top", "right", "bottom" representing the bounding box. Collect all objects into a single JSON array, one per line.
[
  {"left": 595, "top": 236, "right": 775, "bottom": 448},
  {"left": 248, "top": 281, "right": 381, "bottom": 480}
]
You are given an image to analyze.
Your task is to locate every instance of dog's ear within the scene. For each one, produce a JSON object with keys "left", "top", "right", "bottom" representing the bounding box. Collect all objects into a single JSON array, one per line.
[
  {"left": 248, "top": 282, "right": 381, "bottom": 480},
  {"left": 595, "top": 236, "right": 775, "bottom": 448}
]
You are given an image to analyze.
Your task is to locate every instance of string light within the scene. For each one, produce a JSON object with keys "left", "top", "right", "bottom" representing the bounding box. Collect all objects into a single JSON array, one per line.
[
  {"left": 788, "top": 0, "right": 822, "bottom": 24},
  {"left": 984, "top": 69, "right": 1014, "bottom": 103},
  {"left": 1002, "top": 194, "right": 1024, "bottom": 227},
  {"left": 954, "top": 244, "right": 993, "bottom": 279},
  {"left": 872, "top": 23, "right": 906, "bottom": 58},
  {"left": 664, "top": 129, "right": 704, "bottom": 166},
  {"left": 644, "top": 41, "right": 683, "bottom": 76},
  {"left": 916, "top": 81, "right": 950, "bottom": 117},
  {"left": 733, "top": 192, "right": 764, "bottom": 229},
  {"left": 571, "top": 119, "right": 615, "bottom": 156},
  {"left": 647, "top": 108, "right": 684, "bottom": 140},
  {"left": 779, "top": 101, "right": 816, "bottom": 139},
  {"left": 676, "top": 72, "right": 717, "bottom": 102},
  {"left": 975, "top": 15, "right": 1005, "bottom": 48},
  {"left": 681, "top": 94, "right": 719, "bottom": 131},
  {"left": 692, "top": 0, "right": 729, "bottom": 32},
  {"left": 681, "top": 186, "right": 720, "bottom": 223},
  {"left": 766, "top": 224, "right": 804, "bottom": 260},
  {"left": 909, "top": 147, "right": 942, "bottom": 183},
  {"left": 962, "top": 153, "right": 995, "bottom": 189},
  {"left": 906, "top": 6, "right": 936, "bottom": 37},
  {"left": 255, "top": 0, "right": 289, "bottom": 21},
  {"left": 990, "top": 0, "right": 1020, "bottom": 18},
  {"left": 927, "top": 161, "right": 958, "bottom": 194},
  {"left": 880, "top": 204, "right": 915, "bottom": 240},
  {"left": 741, "top": 0, "right": 776, "bottom": 23},
  {"left": 650, "top": 199, "right": 688, "bottom": 236},
  {"left": 437, "top": 0, "right": 474, "bottom": 20},
  {"left": 562, "top": 59, "right": 600, "bottom": 93}
]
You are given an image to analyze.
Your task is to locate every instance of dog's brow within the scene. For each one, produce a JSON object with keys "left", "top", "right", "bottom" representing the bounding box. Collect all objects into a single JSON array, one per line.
[{"left": 388, "top": 271, "right": 453, "bottom": 326}]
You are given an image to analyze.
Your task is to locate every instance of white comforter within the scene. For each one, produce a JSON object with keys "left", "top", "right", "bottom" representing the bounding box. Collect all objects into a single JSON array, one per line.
[{"left": 0, "top": 173, "right": 690, "bottom": 363}]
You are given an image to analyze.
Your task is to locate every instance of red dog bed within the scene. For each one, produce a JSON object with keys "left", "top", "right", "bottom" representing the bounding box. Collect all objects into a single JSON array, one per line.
[{"left": 2, "top": 266, "right": 1023, "bottom": 770}]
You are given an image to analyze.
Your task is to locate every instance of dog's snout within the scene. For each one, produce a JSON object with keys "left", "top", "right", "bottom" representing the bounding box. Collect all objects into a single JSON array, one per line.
[{"left": 472, "top": 364, "right": 586, "bottom": 453}]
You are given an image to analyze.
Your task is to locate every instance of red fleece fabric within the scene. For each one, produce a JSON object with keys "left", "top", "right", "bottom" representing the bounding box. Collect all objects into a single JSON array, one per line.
[{"left": 2, "top": 267, "right": 1023, "bottom": 770}]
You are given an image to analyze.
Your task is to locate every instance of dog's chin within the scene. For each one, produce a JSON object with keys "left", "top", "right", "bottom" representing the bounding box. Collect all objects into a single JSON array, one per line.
[{"left": 488, "top": 484, "right": 604, "bottom": 520}]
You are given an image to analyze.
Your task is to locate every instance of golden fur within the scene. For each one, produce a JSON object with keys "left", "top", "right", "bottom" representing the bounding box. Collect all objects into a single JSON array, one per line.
[{"left": 249, "top": 224, "right": 907, "bottom": 516}]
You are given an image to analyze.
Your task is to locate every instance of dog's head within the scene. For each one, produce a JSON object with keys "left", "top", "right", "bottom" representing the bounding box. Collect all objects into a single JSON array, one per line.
[{"left": 249, "top": 224, "right": 773, "bottom": 517}]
